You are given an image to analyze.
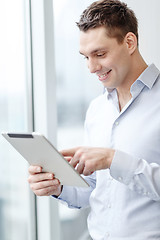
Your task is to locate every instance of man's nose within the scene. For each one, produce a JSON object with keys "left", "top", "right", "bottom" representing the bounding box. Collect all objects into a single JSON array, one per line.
[{"left": 87, "top": 59, "right": 101, "bottom": 73}]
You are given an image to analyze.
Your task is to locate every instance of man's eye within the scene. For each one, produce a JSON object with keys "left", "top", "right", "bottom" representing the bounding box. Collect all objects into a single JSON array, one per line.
[{"left": 97, "top": 53, "right": 105, "bottom": 57}]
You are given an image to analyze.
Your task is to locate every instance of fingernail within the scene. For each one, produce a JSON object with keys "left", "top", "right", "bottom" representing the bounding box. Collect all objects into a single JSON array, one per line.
[
  {"left": 37, "top": 167, "right": 41, "bottom": 172},
  {"left": 49, "top": 174, "right": 53, "bottom": 179}
]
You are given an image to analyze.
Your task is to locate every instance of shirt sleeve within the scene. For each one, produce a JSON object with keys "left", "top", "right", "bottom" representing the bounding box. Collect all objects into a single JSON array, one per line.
[
  {"left": 52, "top": 173, "right": 96, "bottom": 209},
  {"left": 110, "top": 150, "right": 160, "bottom": 201}
]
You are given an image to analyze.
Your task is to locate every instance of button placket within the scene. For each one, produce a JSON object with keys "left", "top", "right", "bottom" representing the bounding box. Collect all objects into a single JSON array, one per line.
[
  {"left": 118, "top": 176, "right": 123, "bottom": 181},
  {"left": 115, "top": 121, "right": 119, "bottom": 126},
  {"left": 107, "top": 204, "right": 111, "bottom": 209}
]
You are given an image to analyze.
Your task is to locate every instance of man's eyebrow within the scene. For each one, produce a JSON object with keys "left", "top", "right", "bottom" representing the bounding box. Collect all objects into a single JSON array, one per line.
[{"left": 79, "top": 48, "right": 107, "bottom": 56}]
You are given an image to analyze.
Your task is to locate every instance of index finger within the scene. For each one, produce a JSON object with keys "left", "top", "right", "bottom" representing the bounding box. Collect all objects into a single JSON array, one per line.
[
  {"left": 60, "top": 147, "right": 80, "bottom": 157},
  {"left": 28, "top": 165, "right": 42, "bottom": 174}
]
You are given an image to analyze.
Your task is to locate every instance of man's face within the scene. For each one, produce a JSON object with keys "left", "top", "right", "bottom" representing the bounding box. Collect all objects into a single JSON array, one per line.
[{"left": 79, "top": 26, "right": 132, "bottom": 90}]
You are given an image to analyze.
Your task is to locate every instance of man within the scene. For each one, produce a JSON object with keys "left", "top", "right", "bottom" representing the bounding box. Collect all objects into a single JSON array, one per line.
[{"left": 28, "top": 0, "right": 160, "bottom": 239}]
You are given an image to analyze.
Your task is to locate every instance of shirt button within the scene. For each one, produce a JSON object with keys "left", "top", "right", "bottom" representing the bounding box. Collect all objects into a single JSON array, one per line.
[
  {"left": 115, "top": 121, "right": 119, "bottom": 125},
  {"left": 105, "top": 232, "right": 110, "bottom": 238},
  {"left": 118, "top": 176, "right": 123, "bottom": 181},
  {"left": 143, "top": 191, "right": 150, "bottom": 196},
  {"left": 108, "top": 177, "right": 113, "bottom": 181},
  {"left": 104, "top": 204, "right": 111, "bottom": 209}
]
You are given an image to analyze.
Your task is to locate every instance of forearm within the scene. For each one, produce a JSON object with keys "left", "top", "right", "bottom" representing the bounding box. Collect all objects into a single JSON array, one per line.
[
  {"left": 53, "top": 174, "right": 96, "bottom": 208},
  {"left": 110, "top": 150, "right": 160, "bottom": 201}
]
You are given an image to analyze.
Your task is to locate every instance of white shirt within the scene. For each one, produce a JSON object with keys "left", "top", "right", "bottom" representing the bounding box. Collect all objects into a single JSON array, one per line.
[{"left": 56, "top": 64, "right": 160, "bottom": 240}]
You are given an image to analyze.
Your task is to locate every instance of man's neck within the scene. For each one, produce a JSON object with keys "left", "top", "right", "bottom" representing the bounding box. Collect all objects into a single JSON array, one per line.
[{"left": 117, "top": 51, "right": 148, "bottom": 111}]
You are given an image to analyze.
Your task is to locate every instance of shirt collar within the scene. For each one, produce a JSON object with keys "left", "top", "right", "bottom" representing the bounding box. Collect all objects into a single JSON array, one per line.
[
  {"left": 105, "top": 63, "right": 160, "bottom": 99},
  {"left": 135, "top": 63, "right": 160, "bottom": 89}
]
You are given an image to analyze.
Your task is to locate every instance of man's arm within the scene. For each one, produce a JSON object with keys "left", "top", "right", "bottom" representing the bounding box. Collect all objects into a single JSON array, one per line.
[
  {"left": 57, "top": 172, "right": 96, "bottom": 209},
  {"left": 61, "top": 146, "right": 160, "bottom": 202},
  {"left": 110, "top": 150, "right": 160, "bottom": 201}
]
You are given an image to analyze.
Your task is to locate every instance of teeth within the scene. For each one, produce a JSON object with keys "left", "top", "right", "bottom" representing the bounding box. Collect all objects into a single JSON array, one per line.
[
  {"left": 100, "top": 73, "right": 107, "bottom": 77},
  {"left": 100, "top": 70, "right": 111, "bottom": 78}
]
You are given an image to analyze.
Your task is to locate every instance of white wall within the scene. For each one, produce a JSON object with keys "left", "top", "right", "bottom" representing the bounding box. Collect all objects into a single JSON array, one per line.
[{"left": 125, "top": 0, "right": 160, "bottom": 69}]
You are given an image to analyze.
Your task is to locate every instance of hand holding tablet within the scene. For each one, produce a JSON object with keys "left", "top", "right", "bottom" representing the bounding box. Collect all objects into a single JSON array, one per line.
[{"left": 2, "top": 132, "right": 89, "bottom": 188}]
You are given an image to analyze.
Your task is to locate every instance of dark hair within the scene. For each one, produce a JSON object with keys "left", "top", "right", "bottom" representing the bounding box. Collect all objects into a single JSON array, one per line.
[{"left": 76, "top": 0, "right": 138, "bottom": 44}]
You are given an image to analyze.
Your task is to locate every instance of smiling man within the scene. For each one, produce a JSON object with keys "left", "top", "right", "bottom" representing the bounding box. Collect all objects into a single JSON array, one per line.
[
  {"left": 28, "top": 1, "right": 160, "bottom": 239},
  {"left": 79, "top": 26, "right": 147, "bottom": 111}
]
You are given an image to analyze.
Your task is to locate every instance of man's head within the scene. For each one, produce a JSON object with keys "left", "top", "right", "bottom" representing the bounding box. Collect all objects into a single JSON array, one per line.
[
  {"left": 77, "top": 0, "right": 145, "bottom": 91},
  {"left": 77, "top": 0, "right": 138, "bottom": 45}
]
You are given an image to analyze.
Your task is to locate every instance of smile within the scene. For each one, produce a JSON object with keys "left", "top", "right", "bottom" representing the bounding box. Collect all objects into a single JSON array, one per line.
[{"left": 98, "top": 69, "right": 112, "bottom": 81}]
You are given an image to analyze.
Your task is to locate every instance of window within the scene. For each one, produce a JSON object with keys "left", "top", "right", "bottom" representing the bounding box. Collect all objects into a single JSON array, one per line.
[
  {"left": 53, "top": 1, "right": 102, "bottom": 239},
  {"left": 1, "top": 1, "right": 160, "bottom": 240},
  {"left": 0, "top": 1, "right": 35, "bottom": 239}
]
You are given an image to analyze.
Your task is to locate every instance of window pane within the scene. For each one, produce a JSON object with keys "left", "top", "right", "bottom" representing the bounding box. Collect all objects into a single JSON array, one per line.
[
  {"left": 0, "top": 1, "right": 31, "bottom": 240},
  {"left": 53, "top": 1, "right": 102, "bottom": 239}
]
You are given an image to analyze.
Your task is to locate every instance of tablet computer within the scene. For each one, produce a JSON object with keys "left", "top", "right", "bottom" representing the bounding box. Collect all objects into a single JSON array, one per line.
[{"left": 2, "top": 132, "right": 89, "bottom": 188}]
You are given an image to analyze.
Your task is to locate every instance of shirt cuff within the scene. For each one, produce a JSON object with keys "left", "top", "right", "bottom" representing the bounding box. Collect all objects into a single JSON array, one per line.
[
  {"left": 52, "top": 185, "right": 73, "bottom": 201},
  {"left": 110, "top": 150, "right": 139, "bottom": 185}
]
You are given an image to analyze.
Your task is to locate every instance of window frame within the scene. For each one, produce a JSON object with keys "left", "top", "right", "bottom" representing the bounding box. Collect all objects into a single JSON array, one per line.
[{"left": 29, "top": 0, "right": 60, "bottom": 239}]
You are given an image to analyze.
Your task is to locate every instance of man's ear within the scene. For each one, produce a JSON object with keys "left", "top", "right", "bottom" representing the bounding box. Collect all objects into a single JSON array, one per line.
[{"left": 125, "top": 32, "right": 137, "bottom": 55}]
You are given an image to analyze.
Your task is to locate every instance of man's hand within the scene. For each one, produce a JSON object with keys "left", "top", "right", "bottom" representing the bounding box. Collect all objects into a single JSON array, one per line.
[
  {"left": 28, "top": 166, "right": 62, "bottom": 197},
  {"left": 61, "top": 147, "right": 115, "bottom": 176}
]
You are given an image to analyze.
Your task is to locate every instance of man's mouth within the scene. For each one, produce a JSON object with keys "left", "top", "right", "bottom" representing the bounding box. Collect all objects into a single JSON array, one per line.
[{"left": 98, "top": 69, "right": 112, "bottom": 81}]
